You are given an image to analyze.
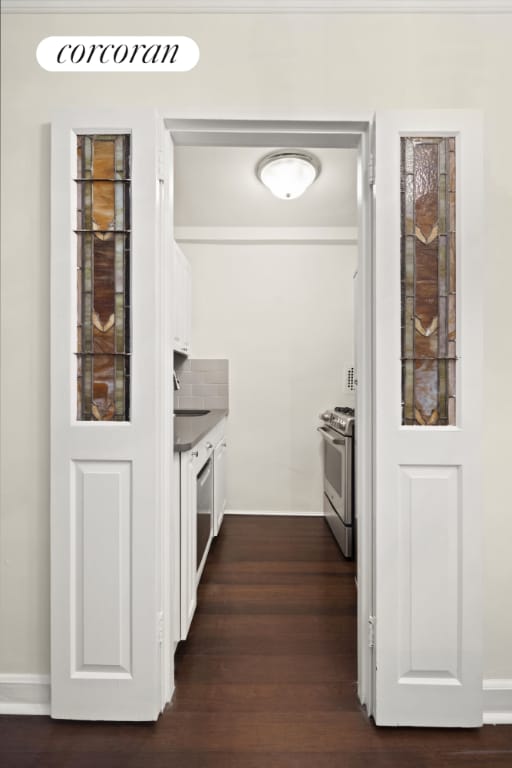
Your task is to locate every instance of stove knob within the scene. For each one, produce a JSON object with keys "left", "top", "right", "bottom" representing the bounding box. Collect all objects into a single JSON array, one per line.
[{"left": 320, "top": 412, "right": 330, "bottom": 422}]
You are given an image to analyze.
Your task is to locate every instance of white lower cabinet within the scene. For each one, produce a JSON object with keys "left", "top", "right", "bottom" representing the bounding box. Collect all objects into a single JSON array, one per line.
[
  {"left": 213, "top": 438, "right": 227, "bottom": 536},
  {"left": 177, "top": 418, "right": 226, "bottom": 641}
]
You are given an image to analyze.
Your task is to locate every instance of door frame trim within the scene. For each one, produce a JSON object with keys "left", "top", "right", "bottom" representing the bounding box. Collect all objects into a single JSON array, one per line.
[{"left": 161, "top": 113, "right": 376, "bottom": 714}]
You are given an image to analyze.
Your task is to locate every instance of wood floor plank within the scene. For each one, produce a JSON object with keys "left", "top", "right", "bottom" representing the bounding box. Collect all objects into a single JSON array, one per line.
[
  {"left": 1, "top": 514, "right": 511, "bottom": 768},
  {"left": 0, "top": 749, "right": 434, "bottom": 768},
  {"left": 204, "top": 559, "right": 356, "bottom": 576},
  {"left": 197, "top": 582, "right": 356, "bottom": 614},
  {"left": 170, "top": 682, "right": 360, "bottom": 712},
  {"left": 218, "top": 516, "right": 333, "bottom": 538},
  {"left": 173, "top": 652, "right": 358, "bottom": 684},
  {"left": 182, "top": 613, "right": 357, "bottom": 655}
]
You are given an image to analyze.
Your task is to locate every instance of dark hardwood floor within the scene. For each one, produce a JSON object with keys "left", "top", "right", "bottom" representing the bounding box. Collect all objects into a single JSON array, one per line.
[{"left": 1, "top": 515, "right": 511, "bottom": 767}]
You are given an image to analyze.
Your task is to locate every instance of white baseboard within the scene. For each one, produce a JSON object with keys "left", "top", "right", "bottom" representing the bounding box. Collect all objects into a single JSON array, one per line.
[
  {"left": 225, "top": 509, "right": 323, "bottom": 517},
  {"left": 0, "top": 672, "right": 509, "bottom": 724},
  {"left": 483, "top": 679, "right": 512, "bottom": 724},
  {"left": 0, "top": 674, "right": 51, "bottom": 716}
]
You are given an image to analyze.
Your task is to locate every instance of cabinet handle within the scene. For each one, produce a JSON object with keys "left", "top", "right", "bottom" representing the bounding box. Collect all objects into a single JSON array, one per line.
[
  {"left": 206, "top": 442, "right": 213, "bottom": 450},
  {"left": 191, "top": 451, "right": 199, "bottom": 458},
  {"left": 222, "top": 442, "right": 227, "bottom": 448}
]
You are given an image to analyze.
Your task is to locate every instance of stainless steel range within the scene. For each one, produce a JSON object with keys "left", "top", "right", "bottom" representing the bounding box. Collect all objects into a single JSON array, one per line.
[{"left": 317, "top": 407, "right": 355, "bottom": 558}]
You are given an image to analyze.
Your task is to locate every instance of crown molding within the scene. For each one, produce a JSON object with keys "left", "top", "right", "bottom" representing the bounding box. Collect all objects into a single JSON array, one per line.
[
  {"left": 2, "top": 0, "right": 512, "bottom": 14},
  {"left": 174, "top": 226, "right": 358, "bottom": 245}
]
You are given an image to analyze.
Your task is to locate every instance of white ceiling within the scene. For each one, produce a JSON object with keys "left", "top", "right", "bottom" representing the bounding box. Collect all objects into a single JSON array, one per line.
[{"left": 173, "top": 145, "right": 358, "bottom": 228}]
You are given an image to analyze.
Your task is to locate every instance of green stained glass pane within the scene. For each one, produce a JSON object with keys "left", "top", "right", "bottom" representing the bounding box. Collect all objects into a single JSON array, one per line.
[
  {"left": 438, "top": 296, "right": 447, "bottom": 358},
  {"left": 83, "top": 182, "right": 93, "bottom": 230},
  {"left": 439, "top": 235, "right": 447, "bottom": 296},
  {"left": 439, "top": 172, "right": 447, "bottom": 234},
  {"left": 405, "top": 139, "right": 414, "bottom": 173},
  {"left": 401, "top": 137, "right": 456, "bottom": 427},
  {"left": 438, "top": 359, "right": 447, "bottom": 422},
  {"left": 82, "top": 291, "right": 93, "bottom": 353},
  {"left": 439, "top": 138, "right": 447, "bottom": 174},
  {"left": 405, "top": 175, "right": 414, "bottom": 236},
  {"left": 449, "top": 234, "right": 456, "bottom": 293},
  {"left": 114, "top": 355, "right": 125, "bottom": 419},
  {"left": 403, "top": 360, "right": 414, "bottom": 423},
  {"left": 115, "top": 233, "right": 124, "bottom": 293},
  {"left": 449, "top": 147, "right": 456, "bottom": 193},
  {"left": 405, "top": 236, "right": 415, "bottom": 295},
  {"left": 76, "top": 134, "right": 131, "bottom": 421},
  {"left": 115, "top": 135, "right": 125, "bottom": 179},
  {"left": 404, "top": 296, "right": 415, "bottom": 359},
  {"left": 449, "top": 192, "right": 456, "bottom": 233},
  {"left": 82, "top": 354, "right": 93, "bottom": 419},
  {"left": 448, "top": 294, "right": 456, "bottom": 343}
]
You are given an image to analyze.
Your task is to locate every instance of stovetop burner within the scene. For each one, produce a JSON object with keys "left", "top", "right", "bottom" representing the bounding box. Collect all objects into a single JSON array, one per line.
[{"left": 334, "top": 406, "right": 355, "bottom": 416}]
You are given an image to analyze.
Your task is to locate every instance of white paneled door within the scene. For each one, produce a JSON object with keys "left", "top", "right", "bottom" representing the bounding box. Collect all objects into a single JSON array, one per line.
[
  {"left": 373, "top": 111, "right": 483, "bottom": 726},
  {"left": 49, "top": 110, "right": 484, "bottom": 726},
  {"left": 51, "top": 109, "right": 172, "bottom": 720}
]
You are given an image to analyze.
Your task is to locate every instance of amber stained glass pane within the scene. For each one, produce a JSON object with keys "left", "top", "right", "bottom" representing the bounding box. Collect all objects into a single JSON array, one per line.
[
  {"left": 400, "top": 137, "right": 456, "bottom": 426},
  {"left": 76, "top": 135, "right": 131, "bottom": 421}
]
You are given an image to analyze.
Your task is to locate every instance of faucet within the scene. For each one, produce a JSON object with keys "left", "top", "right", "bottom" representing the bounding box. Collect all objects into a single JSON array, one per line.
[{"left": 173, "top": 371, "right": 181, "bottom": 391}]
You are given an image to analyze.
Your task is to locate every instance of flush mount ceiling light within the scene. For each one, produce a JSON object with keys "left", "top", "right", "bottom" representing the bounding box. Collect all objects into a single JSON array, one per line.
[{"left": 256, "top": 151, "right": 321, "bottom": 200}]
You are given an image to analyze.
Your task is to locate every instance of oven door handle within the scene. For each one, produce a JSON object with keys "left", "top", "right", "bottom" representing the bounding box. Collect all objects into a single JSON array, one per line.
[
  {"left": 317, "top": 426, "right": 346, "bottom": 446},
  {"left": 198, "top": 460, "right": 212, "bottom": 487}
]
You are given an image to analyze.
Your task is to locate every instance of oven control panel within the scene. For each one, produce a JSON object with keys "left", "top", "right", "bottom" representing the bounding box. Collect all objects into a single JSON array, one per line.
[
  {"left": 332, "top": 415, "right": 347, "bottom": 431},
  {"left": 319, "top": 409, "right": 354, "bottom": 437}
]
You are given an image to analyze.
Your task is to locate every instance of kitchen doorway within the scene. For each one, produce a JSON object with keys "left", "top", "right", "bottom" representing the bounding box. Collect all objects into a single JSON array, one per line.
[{"left": 163, "top": 117, "right": 375, "bottom": 716}]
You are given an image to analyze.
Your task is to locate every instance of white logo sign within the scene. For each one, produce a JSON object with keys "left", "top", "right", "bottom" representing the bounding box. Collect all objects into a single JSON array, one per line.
[{"left": 37, "top": 36, "right": 200, "bottom": 72}]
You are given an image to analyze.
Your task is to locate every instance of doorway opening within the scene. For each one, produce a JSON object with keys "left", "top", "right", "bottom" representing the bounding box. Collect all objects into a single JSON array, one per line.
[{"left": 162, "top": 117, "right": 375, "bottom": 716}]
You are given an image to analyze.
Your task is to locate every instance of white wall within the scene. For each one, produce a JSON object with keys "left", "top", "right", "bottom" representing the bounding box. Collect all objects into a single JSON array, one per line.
[
  {"left": 1, "top": 11, "right": 511, "bottom": 679},
  {"left": 184, "top": 241, "right": 356, "bottom": 512}
]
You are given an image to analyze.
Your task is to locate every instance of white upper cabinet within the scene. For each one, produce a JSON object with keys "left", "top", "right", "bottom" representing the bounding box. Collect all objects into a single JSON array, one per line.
[{"left": 173, "top": 243, "right": 191, "bottom": 356}]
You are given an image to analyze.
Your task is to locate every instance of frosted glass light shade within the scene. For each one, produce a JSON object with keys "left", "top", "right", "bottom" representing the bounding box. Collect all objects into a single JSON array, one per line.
[{"left": 257, "top": 152, "right": 320, "bottom": 200}]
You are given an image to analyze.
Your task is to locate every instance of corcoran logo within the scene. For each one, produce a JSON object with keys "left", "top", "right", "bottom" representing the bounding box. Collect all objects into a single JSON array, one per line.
[{"left": 37, "top": 36, "right": 200, "bottom": 72}]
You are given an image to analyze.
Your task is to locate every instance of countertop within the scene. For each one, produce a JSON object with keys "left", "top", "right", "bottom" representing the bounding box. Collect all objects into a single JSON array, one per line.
[{"left": 173, "top": 409, "right": 228, "bottom": 452}]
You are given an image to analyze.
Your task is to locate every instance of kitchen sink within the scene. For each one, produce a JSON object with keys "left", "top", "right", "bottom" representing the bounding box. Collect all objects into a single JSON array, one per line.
[{"left": 174, "top": 409, "right": 210, "bottom": 417}]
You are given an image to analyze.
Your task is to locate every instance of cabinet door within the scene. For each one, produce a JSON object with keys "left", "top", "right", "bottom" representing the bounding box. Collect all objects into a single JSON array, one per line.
[
  {"left": 213, "top": 440, "right": 227, "bottom": 536},
  {"left": 173, "top": 246, "right": 184, "bottom": 353},
  {"left": 171, "top": 453, "right": 181, "bottom": 643},
  {"left": 179, "top": 450, "right": 198, "bottom": 640},
  {"left": 183, "top": 255, "right": 192, "bottom": 355},
  {"left": 173, "top": 244, "right": 191, "bottom": 356}
]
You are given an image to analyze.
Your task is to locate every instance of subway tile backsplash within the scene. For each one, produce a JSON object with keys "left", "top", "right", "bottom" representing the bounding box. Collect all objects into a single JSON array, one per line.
[{"left": 174, "top": 357, "right": 229, "bottom": 411}]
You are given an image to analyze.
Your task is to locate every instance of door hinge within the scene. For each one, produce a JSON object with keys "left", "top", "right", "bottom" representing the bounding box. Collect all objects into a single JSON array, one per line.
[
  {"left": 368, "top": 156, "right": 375, "bottom": 187},
  {"left": 368, "top": 615, "right": 376, "bottom": 648},
  {"left": 158, "top": 148, "right": 165, "bottom": 182},
  {"left": 157, "top": 611, "right": 164, "bottom": 645}
]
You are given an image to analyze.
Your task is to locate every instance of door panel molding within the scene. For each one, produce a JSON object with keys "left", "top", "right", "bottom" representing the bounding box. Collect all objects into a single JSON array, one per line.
[{"left": 72, "top": 460, "right": 132, "bottom": 677}]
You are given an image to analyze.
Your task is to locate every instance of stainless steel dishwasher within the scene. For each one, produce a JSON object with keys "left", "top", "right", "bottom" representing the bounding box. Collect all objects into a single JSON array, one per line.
[{"left": 196, "top": 456, "right": 213, "bottom": 576}]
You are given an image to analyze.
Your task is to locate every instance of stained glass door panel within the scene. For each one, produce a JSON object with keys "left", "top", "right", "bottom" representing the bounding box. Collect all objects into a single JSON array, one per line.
[
  {"left": 400, "top": 137, "right": 456, "bottom": 426},
  {"left": 76, "top": 134, "right": 131, "bottom": 421}
]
